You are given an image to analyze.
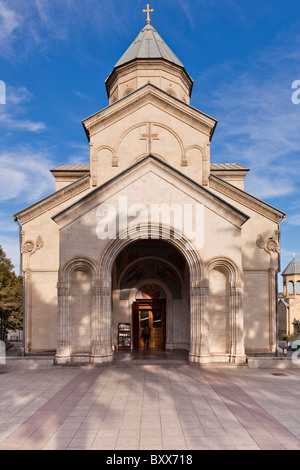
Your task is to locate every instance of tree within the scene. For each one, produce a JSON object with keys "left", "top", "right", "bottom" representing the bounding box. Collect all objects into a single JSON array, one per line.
[{"left": 0, "top": 246, "right": 23, "bottom": 341}]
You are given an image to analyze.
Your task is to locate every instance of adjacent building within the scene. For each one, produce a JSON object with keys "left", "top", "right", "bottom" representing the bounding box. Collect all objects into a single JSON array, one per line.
[{"left": 278, "top": 255, "right": 300, "bottom": 336}]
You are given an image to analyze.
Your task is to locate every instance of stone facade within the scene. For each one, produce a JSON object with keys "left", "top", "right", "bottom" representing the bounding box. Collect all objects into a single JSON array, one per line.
[{"left": 14, "top": 22, "right": 286, "bottom": 365}]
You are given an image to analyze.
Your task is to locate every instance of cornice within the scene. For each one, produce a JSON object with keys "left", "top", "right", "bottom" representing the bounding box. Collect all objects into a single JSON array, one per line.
[
  {"left": 209, "top": 174, "right": 285, "bottom": 223},
  {"left": 52, "top": 155, "right": 249, "bottom": 230},
  {"left": 14, "top": 175, "right": 91, "bottom": 225},
  {"left": 105, "top": 59, "right": 193, "bottom": 97},
  {"left": 83, "top": 85, "right": 217, "bottom": 140}
]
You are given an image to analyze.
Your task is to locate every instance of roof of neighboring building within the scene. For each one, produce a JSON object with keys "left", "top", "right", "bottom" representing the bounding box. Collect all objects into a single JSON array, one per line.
[
  {"left": 50, "top": 164, "right": 90, "bottom": 172},
  {"left": 210, "top": 163, "right": 250, "bottom": 171},
  {"left": 114, "top": 23, "right": 184, "bottom": 69},
  {"left": 282, "top": 255, "right": 300, "bottom": 276},
  {"left": 51, "top": 163, "right": 249, "bottom": 173}
]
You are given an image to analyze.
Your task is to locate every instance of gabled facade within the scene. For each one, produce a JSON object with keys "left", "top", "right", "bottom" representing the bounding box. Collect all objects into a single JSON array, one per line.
[{"left": 14, "top": 20, "right": 286, "bottom": 364}]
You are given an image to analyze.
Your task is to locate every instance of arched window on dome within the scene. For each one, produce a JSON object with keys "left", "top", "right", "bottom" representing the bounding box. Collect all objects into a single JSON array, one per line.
[{"left": 123, "top": 88, "right": 134, "bottom": 97}]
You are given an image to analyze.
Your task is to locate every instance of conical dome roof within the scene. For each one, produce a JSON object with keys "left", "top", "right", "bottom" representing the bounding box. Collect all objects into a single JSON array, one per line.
[
  {"left": 282, "top": 255, "right": 300, "bottom": 276},
  {"left": 114, "top": 24, "right": 185, "bottom": 69}
]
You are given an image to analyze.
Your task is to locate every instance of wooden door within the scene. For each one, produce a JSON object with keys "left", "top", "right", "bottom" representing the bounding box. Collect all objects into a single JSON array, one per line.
[{"left": 132, "top": 300, "right": 166, "bottom": 350}]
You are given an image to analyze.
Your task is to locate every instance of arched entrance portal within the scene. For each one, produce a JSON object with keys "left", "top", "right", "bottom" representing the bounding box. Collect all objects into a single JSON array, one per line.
[
  {"left": 57, "top": 222, "right": 249, "bottom": 364},
  {"left": 55, "top": 228, "right": 246, "bottom": 365},
  {"left": 112, "top": 239, "right": 190, "bottom": 354}
]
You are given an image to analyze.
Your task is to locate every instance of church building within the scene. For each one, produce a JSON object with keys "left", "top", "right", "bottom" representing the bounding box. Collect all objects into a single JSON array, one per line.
[
  {"left": 278, "top": 255, "right": 300, "bottom": 336},
  {"left": 14, "top": 10, "right": 286, "bottom": 365}
]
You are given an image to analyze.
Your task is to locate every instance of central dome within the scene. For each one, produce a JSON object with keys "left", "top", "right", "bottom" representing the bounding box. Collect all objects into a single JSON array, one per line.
[{"left": 105, "top": 23, "right": 194, "bottom": 104}]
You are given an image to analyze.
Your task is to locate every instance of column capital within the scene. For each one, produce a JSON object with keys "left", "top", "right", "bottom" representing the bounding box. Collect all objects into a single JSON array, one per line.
[
  {"left": 57, "top": 282, "right": 70, "bottom": 297},
  {"left": 230, "top": 286, "right": 243, "bottom": 296},
  {"left": 191, "top": 285, "right": 209, "bottom": 297}
]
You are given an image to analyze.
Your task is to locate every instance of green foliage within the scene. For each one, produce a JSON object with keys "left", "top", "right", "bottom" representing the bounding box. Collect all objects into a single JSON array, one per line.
[
  {"left": 0, "top": 245, "right": 23, "bottom": 340},
  {"left": 279, "top": 333, "right": 294, "bottom": 341}
]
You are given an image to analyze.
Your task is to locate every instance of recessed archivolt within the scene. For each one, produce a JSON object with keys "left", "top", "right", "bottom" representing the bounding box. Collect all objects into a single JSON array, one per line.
[
  {"left": 117, "top": 122, "right": 185, "bottom": 163},
  {"left": 185, "top": 145, "right": 205, "bottom": 157},
  {"left": 60, "top": 257, "right": 97, "bottom": 284},
  {"left": 203, "top": 256, "right": 242, "bottom": 285},
  {"left": 154, "top": 122, "right": 185, "bottom": 161},
  {"left": 184, "top": 145, "right": 205, "bottom": 168},
  {"left": 96, "top": 145, "right": 118, "bottom": 167},
  {"left": 99, "top": 223, "right": 202, "bottom": 285},
  {"left": 117, "top": 255, "right": 184, "bottom": 290},
  {"left": 128, "top": 278, "right": 172, "bottom": 305}
]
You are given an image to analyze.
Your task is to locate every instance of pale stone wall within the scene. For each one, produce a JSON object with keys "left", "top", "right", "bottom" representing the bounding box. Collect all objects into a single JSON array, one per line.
[
  {"left": 70, "top": 268, "right": 92, "bottom": 355},
  {"left": 86, "top": 87, "right": 214, "bottom": 189},
  {"left": 243, "top": 272, "right": 270, "bottom": 352},
  {"left": 209, "top": 180, "right": 281, "bottom": 354},
  {"left": 208, "top": 267, "right": 229, "bottom": 356},
  {"left": 18, "top": 182, "right": 92, "bottom": 353}
]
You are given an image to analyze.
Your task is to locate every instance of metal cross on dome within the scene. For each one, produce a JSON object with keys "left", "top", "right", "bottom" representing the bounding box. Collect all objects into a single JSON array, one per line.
[{"left": 143, "top": 4, "right": 154, "bottom": 24}]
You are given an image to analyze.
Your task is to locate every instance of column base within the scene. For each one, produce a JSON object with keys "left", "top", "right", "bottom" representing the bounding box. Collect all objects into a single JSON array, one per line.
[
  {"left": 189, "top": 353, "right": 247, "bottom": 365},
  {"left": 229, "top": 354, "right": 247, "bottom": 364},
  {"left": 55, "top": 355, "right": 71, "bottom": 365},
  {"left": 91, "top": 354, "right": 113, "bottom": 364},
  {"left": 55, "top": 353, "right": 113, "bottom": 365},
  {"left": 189, "top": 354, "right": 211, "bottom": 365}
]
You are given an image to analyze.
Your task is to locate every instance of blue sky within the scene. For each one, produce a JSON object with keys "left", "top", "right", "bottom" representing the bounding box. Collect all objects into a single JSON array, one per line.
[{"left": 0, "top": 0, "right": 299, "bottom": 288}]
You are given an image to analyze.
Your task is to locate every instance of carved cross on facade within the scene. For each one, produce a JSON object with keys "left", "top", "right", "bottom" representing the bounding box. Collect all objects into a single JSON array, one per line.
[
  {"left": 140, "top": 123, "right": 159, "bottom": 154},
  {"left": 143, "top": 4, "right": 154, "bottom": 24}
]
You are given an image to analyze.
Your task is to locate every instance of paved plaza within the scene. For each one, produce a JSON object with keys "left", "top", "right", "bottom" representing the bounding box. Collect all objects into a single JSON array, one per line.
[{"left": 0, "top": 354, "right": 300, "bottom": 450}]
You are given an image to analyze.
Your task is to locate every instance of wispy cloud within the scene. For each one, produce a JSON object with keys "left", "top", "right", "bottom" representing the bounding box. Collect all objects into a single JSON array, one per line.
[
  {"left": 0, "top": 148, "right": 55, "bottom": 203},
  {"left": 0, "top": 0, "right": 135, "bottom": 60},
  {"left": 287, "top": 214, "right": 300, "bottom": 226},
  {"left": 207, "top": 33, "right": 300, "bottom": 201},
  {"left": 177, "top": 0, "right": 194, "bottom": 27},
  {"left": 245, "top": 173, "right": 296, "bottom": 200},
  {"left": 0, "top": 232, "right": 21, "bottom": 273},
  {"left": 74, "top": 90, "right": 91, "bottom": 101},
  {"left": 0, "top": 112, "right": 45, "bottom": 132},
  {"left": 0, "top": 84, "right": 46, "bottom": 132},
  {"left": 0, "top": 0, "right": 20, "bottom": 40},
  {"left": 8, "top": 86, "right": 32, "bottom": 104},
  {"left": 66, "top": 143, "right": 89, "bottom": 164}
]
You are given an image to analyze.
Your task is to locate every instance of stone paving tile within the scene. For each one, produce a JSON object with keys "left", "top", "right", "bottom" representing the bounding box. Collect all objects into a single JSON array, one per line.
[{"left": 1, "top": 365, "right": 300, "bottom": 450}]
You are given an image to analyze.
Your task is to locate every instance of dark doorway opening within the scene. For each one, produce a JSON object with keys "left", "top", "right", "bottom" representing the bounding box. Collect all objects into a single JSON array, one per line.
[{"left": 132, "top": 299, "right": 166, "bottom": 350}]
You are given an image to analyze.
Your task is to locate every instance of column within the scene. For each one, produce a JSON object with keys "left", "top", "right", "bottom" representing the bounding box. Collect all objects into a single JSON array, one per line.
[
  {"left": 165, "top": 299, "right": 174, "bottom": 350},
  {"left": 229, "top": 284, "right": 246, "bottom": 363},
  {"left": 24, "top": 269, "right": 32, "bottom": 354},
  {"left": 269, "top": 267, "right": 278, "bottom": 352},
  {"left": 189, "top": 284, "right": 210, "bottom": 364},
  {"left": 55, "top": 282, "right": 71, "bottom": 364},
  {"left": 92, "top": 281, "right": 113, "bottom": 364}
]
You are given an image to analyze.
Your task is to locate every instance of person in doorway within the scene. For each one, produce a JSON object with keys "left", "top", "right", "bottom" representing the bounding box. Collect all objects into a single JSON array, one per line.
[{"left": 142, "top": 324, "right": 151, "bottom": 348}]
